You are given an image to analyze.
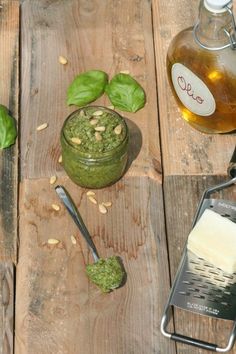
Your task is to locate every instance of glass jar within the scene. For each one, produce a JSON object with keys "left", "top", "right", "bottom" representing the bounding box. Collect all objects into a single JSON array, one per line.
[
  {"left": 167, "top": 0, "right": 236, "bottom": 134},
  {"left": 61, "top": 106, "right": 129, "bottom": 189}
]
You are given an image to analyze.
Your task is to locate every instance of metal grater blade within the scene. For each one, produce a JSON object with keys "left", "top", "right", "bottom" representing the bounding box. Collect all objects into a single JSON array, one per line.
[{"left": 170, "top": 199, "right": 236, "bottom": 320}]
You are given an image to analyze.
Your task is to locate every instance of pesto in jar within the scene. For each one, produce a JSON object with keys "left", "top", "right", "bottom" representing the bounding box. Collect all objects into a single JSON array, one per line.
[
  {"left": 61, "top": 106, "right": 129, "bottom": 188},
  {"left": 86, "top": 256, "right": 125, "bottom": 293}
]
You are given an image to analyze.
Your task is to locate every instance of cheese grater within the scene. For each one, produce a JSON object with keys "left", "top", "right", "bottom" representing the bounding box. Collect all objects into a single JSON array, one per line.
[{"left": 161, "top": 146, "right": 236, "bottom": 352}]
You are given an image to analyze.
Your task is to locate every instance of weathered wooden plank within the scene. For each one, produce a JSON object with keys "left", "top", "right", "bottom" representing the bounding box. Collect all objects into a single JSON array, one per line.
[
  {"left": 152, "top": 0, "right": 236, "bottom": 352},
  {"left": 15, "top": 177, "right": 175, "bottom": 354},
  {"left": 0, "top": 1, "right": 19, "bottom": 354},
  {"left": 20, "top": 0, "right": 161, "bottom": 180},
  {"left": 152, "top": 0, "right": 236, "bottom": 177},
  {"left": 17, "top": 0, "right": 174, "bottom": 353},
  {"left": 0, "top": 0, "right": 19, "bottom": 263}
]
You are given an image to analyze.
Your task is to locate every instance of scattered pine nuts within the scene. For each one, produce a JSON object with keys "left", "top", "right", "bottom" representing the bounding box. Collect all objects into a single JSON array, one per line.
[
  {"left": 59, "top": 56, "right": 68, "bottom": 65},
  {"left": 90, "top": 118, "right": 98, "bottom": 125},
  {"left": 86, "top": 190, "right": 96, "bottom": 197},
  {"left": 58, "top": 155, "right": 63, "bottom": 163},
  {"left": 98, "top": 203, "right": 108, "bottom": 214},
  {"left": 47, "top": 238, "right": 60, "bottom": 245},
  {"left": 92, "top": 110, "right": 103, "bottom": 116},
  {"left": 120, "top": 70, "right": 130, "bottom": 74},
  {"left": 52, "top": 204, "right": 60, "bottom": 211},
  {"left": 71, "top": 137, "right": 82, "bottom": 145},
  {"left": 88, "top": 196, "right": 98, "bottom": 205},
  {"left": 36, "top": 123, "right": 48, "bottom": 131},
  {"left": 102, "top": 201, "right": 112, "bottom": 207},
  {"left": 70, "top": 235, "right": 77, "bottom": 245},
  {"left": 50, "top": 175, "right": 57, "bottom": 185},
  {"left": 95, "top": 132, "right": 102, "bottom": 141}
]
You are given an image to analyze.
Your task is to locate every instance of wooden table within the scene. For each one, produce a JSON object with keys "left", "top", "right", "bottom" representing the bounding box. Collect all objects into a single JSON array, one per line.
[{"left": 0, "top": 0, "right": 235, "bottom": 353}]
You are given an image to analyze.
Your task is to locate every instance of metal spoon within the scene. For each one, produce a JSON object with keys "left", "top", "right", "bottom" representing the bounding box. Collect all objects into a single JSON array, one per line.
[{"left": 55, "top": 185, "right": 99, "bottom": 262}]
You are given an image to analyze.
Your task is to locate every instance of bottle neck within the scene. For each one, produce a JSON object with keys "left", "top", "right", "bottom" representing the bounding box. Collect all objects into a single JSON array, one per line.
[{"left": 195, "top": 0, "right": 234, "bottom": 49}]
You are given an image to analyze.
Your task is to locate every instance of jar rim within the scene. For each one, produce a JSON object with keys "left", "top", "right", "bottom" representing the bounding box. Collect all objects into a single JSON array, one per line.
[{"left": 61, "top": 105, "right": 129, "bottom": 161}]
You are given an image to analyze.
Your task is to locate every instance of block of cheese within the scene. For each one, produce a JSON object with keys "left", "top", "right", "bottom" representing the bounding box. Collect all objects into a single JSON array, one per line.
[{"left": 187, "top": 209, "right": 236, "bottom": 274}]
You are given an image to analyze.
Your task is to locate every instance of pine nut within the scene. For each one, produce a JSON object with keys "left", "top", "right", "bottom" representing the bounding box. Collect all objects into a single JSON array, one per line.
[
  {"left": 50, "top": 175, "right": 57, "bottom": 185},
  {"left": 86, "top": 191, "right": 96, "bottom": 197},
  {"left": 99, "top": 203, "right": 107, "bottom": 214},
  {"left": 71, "top": 137, "right": 82, "bottom": 145},
  {"left": 90, "top": 118, "right": 98, "bottom": 125},
  {"left": 70, "top": 235, "right": 77, "bottom": 245},
  {"left": 95, "top": 132, "right": 102, "bottom": 141},
  {"left": 47, "top": 238, "right": 60, "bottom": 245},
  {"left": 36, "top": 123, "right": 48, "bottom": 131},
  {"left": 88, "top": 196, "right": 98, "bottom": 205},
  {"left": 92, "top": 110, "right": 103, "bottom": 116},
  {"left": 59, "top": 56, "right": 68, "bottom": 65},
  {"left": 114, "top": 124, "right": 122, "bottom": 135},
  {"left": 95, "top": 126, "right": 106, "bottom": 132},
  {"left": 52, "top": 204, "right": 60, "bottom": 211},
  {"left": 102, "top": 201, "right": 112, "bottom": 207}
]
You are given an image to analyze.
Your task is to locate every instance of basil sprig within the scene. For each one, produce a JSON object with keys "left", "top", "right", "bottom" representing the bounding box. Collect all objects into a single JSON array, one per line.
[
  {"left": 0, "top": 105, "right": 17, "bottom": 149},
  {"left": 67, "top": 70, "right": 108, "bottom": 106},
  {"left": 105, "top": 73, "right": 146, "bottom": 112},
  {"left": 67, "top": 70, "right": 146, "bottom": 113}
]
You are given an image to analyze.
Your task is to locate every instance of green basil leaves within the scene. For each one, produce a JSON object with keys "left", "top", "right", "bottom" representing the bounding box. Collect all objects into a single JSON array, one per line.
[
  {"left": 0, "top": 105, "right": 17, "bottom": 149},
  {"left": 67, "top": 70, "right": 108, "bottom": 106},
  {"left": 67, "top": 70, "right": 146, "bottom": 113},
  {"left": 105, "top": 73, "right": 146, "bottom": 112}
]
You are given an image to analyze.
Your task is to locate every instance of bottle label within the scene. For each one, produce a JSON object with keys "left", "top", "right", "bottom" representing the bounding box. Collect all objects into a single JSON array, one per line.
[{"left": 171, "top": 63, "right": 216, "bottom": 116}]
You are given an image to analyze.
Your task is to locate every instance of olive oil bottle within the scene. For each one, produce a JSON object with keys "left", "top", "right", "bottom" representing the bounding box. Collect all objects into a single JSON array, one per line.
[{"left": 167, "top": 0, "right": 236, "bottom": 133}]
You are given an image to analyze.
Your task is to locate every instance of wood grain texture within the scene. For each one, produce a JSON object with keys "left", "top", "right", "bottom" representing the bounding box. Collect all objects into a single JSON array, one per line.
[
  {"left": 0, "top": 2, "right": 19, "bottom": 354},
  {"left": 0, "top": 0, "right": 19, "bottom": 263},
  {"left": 0, "top": 263, "right": 14, "bottom": 354},
  {"left": 20, "top": 0, "right": 161, "bottom": 180},
  {"left": 152, "top": 0, "right": 236, "bottom": 177},
  {"left": 15, "top": 177, "right": 175, "bottom": 354}
]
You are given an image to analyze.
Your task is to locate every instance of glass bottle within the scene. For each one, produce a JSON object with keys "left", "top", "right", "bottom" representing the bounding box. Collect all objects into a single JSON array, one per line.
[{"left": 167, "top": 0, "right": 236, "bottom": 133}]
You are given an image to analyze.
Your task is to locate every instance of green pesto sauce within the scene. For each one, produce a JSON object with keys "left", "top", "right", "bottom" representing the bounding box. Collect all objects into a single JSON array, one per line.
[
  {"left": 64, "top": 107, "right": 126, "bottom": 153},
  {"left": 61, "top": 106, "right": 129, "bottom": 189},
  {"left": 86, "top": 256, "right": 125, "bottom": 293}
]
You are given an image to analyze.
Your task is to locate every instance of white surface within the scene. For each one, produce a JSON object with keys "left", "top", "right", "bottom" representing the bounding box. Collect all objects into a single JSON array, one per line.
[
  {"left": 187, "top": 209, "right": 236, "bottom": 274},
  {"left": 204, "top": 0, "right": 232, "bottom": 13}
]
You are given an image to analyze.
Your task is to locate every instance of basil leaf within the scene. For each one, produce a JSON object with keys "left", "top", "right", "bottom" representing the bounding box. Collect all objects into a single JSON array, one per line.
[
  {"left": 0, "top": 105, "right": 17, "bottom": 149},
  {"left": 67, "top": 70, "right": 108, "bottom": 106},
  {"left": 105, "top": 73, "right": 146, "bottom": 112}
]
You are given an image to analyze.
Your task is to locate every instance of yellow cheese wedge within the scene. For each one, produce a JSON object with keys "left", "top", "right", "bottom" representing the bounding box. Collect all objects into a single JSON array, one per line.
[{"left": 187, "top": 209, "right": 236, "bottom": 274}]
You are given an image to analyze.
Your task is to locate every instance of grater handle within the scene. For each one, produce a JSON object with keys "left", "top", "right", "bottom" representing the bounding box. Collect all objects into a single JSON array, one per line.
[
  {"left": 161, "top": 309, "right": 236, "bottom": 352},
  {"left": 171, "top": 333, "right": 217, "bottom": 351},
  {"left": 228, "top": 145, "right": 236, "bottom": 178}
]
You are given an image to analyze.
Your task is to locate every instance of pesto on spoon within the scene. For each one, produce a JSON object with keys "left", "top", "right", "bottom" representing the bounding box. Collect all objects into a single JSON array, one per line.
[{"left": 55, "top": 185, "right": 125, "bottom": 292}]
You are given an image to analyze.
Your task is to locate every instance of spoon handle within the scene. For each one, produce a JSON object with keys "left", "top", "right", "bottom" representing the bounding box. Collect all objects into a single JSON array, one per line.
[{"left": 55, "top": 185, "right": 99, "bottom": 262}]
